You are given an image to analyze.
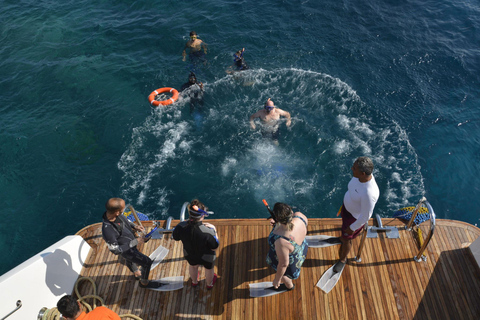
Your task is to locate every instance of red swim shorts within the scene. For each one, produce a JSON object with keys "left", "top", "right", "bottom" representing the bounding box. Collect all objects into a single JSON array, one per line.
[{"left": 340, "top": 204, "right": 365, "bottom": 240}]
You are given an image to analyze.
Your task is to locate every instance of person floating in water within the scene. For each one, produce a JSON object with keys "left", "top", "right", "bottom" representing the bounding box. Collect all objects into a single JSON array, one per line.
[
  {"left": 234, "top": 48, "right": 248, "bottom": 70},
  {"left": 182, "top": 31, "right": 207, "bottom": 64},
  {"left": 180, "top": 72, "right": 204, "bottom": 92},
  {"left": 249, "top": 98, "right": 291, "bottom": 144},
  {"left": 180, "top": 72, "right": 204, "bottom": 113}
]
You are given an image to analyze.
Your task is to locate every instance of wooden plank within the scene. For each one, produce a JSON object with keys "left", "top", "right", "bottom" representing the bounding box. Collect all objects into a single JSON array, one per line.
[{"left": 74, "top": 218, "right": 480, "bottom": 320}]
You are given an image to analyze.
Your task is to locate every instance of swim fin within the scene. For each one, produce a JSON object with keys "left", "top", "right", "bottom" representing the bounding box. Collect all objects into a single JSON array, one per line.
[
  {"left": 149, "top": 245, "right": 169, "bottom": 271},
  {"left": 316, "top": 261, "right": 345, "bottom": 293},
  {"left": 306, "top": 235, "right": 342, "bottom": 248},
  {"left": 144, "top": 276, "right": 184, "bottom": 291},
  {"left": 249, "top": 282, "right": 293, "bottom": 297}
]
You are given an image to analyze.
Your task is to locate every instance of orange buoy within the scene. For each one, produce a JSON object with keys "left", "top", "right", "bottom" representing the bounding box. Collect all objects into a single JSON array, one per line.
[{"left": 148, "top": 87, "right": 179, "bottom": 106}]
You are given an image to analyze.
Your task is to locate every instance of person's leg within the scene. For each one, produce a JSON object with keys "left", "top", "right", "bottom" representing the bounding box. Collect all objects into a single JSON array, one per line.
[
  {"left": 281, "top": 275, "right": 294, "bottom": 289},
  {"left": 122, "top": 248, "right": 153, "bottom": 286},
  {"left": 205, "top": 267, "right": 215, "bottom": 285},
  {"left": 189, "top": 265, "right": 199, "bottom": 285},
  {"left": 124, "top": 258, "right": 141, "bottom": 278},
  {"left": 338, "top": 237, "right": 352, "bottom": 263}
]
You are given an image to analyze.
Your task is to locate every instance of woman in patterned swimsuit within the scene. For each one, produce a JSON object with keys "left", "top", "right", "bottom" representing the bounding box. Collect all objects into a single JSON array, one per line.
[{"left": 266, "top": 203, "right": 308, "bottom": 290}]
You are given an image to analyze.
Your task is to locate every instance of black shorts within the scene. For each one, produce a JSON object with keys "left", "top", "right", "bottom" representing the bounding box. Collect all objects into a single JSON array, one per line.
[{"left": 185, "top": 255, "right": 215, "bottom": 269}]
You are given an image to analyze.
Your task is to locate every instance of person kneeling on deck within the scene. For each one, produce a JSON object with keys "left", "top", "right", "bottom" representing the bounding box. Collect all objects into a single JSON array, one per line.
[
  {"left": 101, "top": 198, "right": 162, "bottom": 289},
  {"left": 266, "top": 203, "right": 308, "bottom": 291},
  {"left": 57, "top": 294, "right": 120, "bottom": 320},
  {"left": 173, "top": 199, "right": 219, "bottom": 289},
  {"left": 335, "top": 156, "right": 380, "bottom": 273}
]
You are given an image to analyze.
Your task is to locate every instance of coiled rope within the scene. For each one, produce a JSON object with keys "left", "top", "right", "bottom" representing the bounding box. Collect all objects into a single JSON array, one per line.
[{"left": 40, "top": 277, "right": 142, "bottom": 320}]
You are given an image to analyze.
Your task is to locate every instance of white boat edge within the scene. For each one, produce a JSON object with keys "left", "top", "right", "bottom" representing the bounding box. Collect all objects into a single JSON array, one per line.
[{"left": 0, "top": 235, "right": 90, "bottom": 320}]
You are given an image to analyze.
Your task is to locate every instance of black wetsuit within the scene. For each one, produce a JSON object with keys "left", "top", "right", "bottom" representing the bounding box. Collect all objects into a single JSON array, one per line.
[
  {"left": 102, "top": 213, "right": 152, "bottom": 279},
  {"left": 234, "top": 52, "right": 249, "bottom": 70},
  {"left": 172, "top": 220, "right": 219, "bottom": 269}
]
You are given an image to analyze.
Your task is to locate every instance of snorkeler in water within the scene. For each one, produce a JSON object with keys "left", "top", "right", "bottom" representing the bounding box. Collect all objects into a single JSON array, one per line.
[
  {"left": 249, "top": 98, "right": 291, "bottom": 144},
  {"left": 233, "top": 48, "right": 249, "bottom": 70},
  {"left": 180, "top": 72, "right": 204, "bottom": 92},
  {"left": 180, "top": 72, "right": 204, "bottom": 113},
  {"left": 227, "top": 48, "right": 249, "bottom": 74},
  {"left": 182, "top": 31, "right": 207, "bottom": 64}
]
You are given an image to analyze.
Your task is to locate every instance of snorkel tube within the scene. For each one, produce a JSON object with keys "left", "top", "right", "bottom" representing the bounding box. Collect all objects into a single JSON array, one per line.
[
  {"left": 262, "top": 199, "right": 276, "bottom": 222},
  {"left": 145, "top": 226, "right": 159, "bottom": 239},
  {"left": 190, "top": 205, "right": 214, "bottom": 217}
]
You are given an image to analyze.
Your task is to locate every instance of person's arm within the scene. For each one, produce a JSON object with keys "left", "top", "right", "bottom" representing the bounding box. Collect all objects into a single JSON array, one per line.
[
  {"left": 272, "top": 239, "right": 290, "bottom": 288},
  {"left": 203, "top": 223, "right": 219, "bottom": 250},
  {"left": 182, "top": 43, "right": 188, "bottom": 61},
  {"left": 278, "top": 109, "right": 291, "bottom": 127},
  {"left": 249, "top": 111, "right": 260, "bottom": 129},
  {"left": 172, "top": 223, "right": 182, "bottom": 241},
  {"left": 349, "top": 193, "right": 377, "bottom": 231},
  {"left": 102, "top": 223, "right": 138, "bottom": 254},
  {"left": 202, "top": 41, "right": 207, "bottom": 54}
]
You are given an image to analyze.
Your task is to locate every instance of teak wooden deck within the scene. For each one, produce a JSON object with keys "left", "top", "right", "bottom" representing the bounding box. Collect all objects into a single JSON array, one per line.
[{"left": 75, "top": 218, "right": 480, "bottom": 320}]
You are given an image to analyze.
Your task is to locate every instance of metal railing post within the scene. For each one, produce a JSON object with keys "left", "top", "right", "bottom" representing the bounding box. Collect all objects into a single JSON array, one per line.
[
  {"left": 414, "top": 200, "right": 436, "bottom": 262},
  {"left": 354, "top": 224, "right": 369, "bottom": 262}
]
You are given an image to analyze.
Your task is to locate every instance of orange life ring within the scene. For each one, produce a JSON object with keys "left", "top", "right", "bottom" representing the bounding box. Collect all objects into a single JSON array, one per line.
[{"left": 148, "top": 87, "right": 179, "bottom": 106}]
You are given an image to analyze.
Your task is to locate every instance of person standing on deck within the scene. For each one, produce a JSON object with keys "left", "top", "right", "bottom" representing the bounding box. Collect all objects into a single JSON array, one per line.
[
  {"left": 266, "top": 203, "right": 308, "bottom": 290},
  {"left": 173, "top": 199, "right": 219, "bottom": 289},
  {"left": 101, "top": 198, "right": 163, "bottom": 289},
  {"left": 57, "top": 294, "right": 120, "bottom": 319},
  {"left": 335, "top": 156, "right": 380, "bottom": 272}
]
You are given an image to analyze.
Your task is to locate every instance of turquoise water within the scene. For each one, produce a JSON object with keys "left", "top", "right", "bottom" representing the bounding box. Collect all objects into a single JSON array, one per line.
[{"left": 1, "top": 0, "right": 479, "bottom": 275}]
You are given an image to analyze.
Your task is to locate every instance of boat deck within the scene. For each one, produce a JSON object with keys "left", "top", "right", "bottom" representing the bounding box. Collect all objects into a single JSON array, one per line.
[{"left": 75, "top": 218, "right": 480, "bottom": 320}]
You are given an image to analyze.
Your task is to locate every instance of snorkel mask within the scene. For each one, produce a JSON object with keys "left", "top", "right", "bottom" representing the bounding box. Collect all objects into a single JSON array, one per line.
[
  {"left": 189, "top": 205, "right": 214, "bottom": 217},
  {"left": 264, "top": 104, "right": 274, "bottom": 112}
]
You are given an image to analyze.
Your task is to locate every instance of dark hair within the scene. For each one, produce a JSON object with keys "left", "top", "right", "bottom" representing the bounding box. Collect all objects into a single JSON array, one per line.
[
  {"left": 187, "top": 199, "right": 207, "bottom": 222},
  {"left": 355, "top": 156, "right": 374, "bottom": 175},
  {"left": 57, "top": 295, "right": 79, "bottom": 318},
  {"left": 273, "top": 203, "right": 294, "bottom": 231},
  {"left": 189, "top": 31, "right": 197, "bottom": 37}
]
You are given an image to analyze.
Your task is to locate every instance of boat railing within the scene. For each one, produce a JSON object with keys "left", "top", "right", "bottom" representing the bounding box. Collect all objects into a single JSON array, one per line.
[
  {"left": 1, "top": 300, "right": 21, "bottom": 320},
  {"left": 355, "top": 197, "right": 436, "bottom": 263},
  {"left": 411, "top": 199, "right": 436, "bottom": 262},
  {"left": 149, "top": 203, "right": 187, "bottom": 239}
]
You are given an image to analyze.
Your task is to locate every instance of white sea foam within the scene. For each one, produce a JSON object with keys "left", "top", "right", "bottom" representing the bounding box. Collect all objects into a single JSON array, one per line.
[{"left": 118, "top": 68, "right": 424, "bottom": 217}]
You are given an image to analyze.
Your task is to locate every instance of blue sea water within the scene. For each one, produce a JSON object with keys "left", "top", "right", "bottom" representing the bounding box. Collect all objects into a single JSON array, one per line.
[{"left": 1, "top": 0, "right": 479, "bottom": 275}]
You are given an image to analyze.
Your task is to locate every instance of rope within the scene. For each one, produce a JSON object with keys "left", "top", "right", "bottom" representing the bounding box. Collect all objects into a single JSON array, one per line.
[{"left": 40, "top": 277, "right": 143, "bottom": 320}]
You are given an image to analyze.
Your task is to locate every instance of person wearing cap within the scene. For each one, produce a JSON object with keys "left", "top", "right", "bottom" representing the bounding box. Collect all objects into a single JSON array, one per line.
[
  {"left": 249, "top": 98, "right": 291, "bottom": 143},
  {"left": 172, "top": 199, "right": 219, "bottom": 289},
  {"left": 182, "top": 31, "right": 207, "bottom": 63}
]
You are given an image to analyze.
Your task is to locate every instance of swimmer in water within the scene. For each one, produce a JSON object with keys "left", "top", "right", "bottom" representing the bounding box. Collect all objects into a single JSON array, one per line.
[
  {"left": 249, "top": 98, "right": 291, "bottom": 144},
  {"left": 180, "top": 72, "right": 204, "bottom": 113},
  {"left": 180, "top": 72, "right": 204, "bottom": 92},
  {"left": 232, "top": 48, "right": 249, "bottom": 71},
  {"left": 182, "top": 31, "right": 207, "bottom": 63}
]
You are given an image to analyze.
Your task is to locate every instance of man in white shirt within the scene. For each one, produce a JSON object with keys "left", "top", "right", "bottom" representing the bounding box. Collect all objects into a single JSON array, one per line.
[{"left": 335, "top": 157, "right": 380, "bottom": 272}]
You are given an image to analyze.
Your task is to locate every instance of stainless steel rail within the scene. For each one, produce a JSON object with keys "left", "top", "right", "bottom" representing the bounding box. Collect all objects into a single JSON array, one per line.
[
  {"left": 413, "top": 199, "right": 436, "bottom": 262},
  {"left": 354, "top": 197, "right": 436, "bottom": 263},
  {"left": 1, "top": 300, "right": 21, "bottom": 320}
]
